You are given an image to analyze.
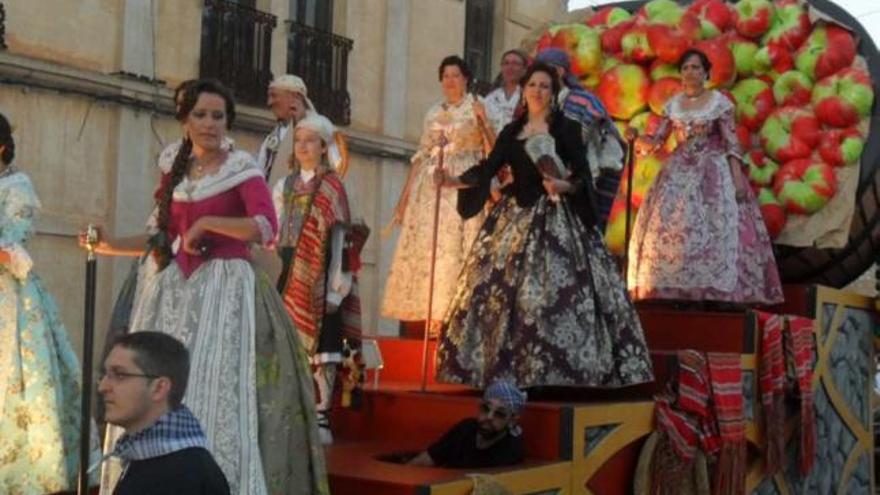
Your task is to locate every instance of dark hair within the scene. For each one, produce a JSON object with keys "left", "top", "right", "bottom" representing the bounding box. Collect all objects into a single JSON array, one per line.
[
  {"left": 112, "top": 332, "right": 190, "bottom": 408},
  {"left": 154, "top": 79, "right": 236, "bottom": 269},
  {"left": 0, "top": 113, "right": 15, "bottom": 165},
  {"left": 678, "top": 49, "right": 712, "bottom": 74},
  {"left": 172, "top": 79, "right": 197, "bottom": 120},
  {"left": 438, "top": 55, "right": 472, "bottom": 83},
  {"left": 491, "top": 49, "right": 529, "bottom": 89},
  {"left": 509, "top": 61, "right": 563, "bottom": 131}
]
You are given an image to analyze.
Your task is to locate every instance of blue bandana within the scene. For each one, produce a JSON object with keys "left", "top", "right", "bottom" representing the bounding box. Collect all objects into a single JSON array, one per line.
[
  {"left": 484, "top": 380, "right": 527, "bottom": 414},
  {"left": 111, "top": 405, "right": 208, "bottom": 464}
]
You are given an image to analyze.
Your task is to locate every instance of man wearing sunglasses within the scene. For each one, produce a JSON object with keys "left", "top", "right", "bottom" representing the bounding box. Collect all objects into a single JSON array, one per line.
[
  {"left": 408, "top": 380, "right": 526, "bottom": 468},
  {"left": 98, "top": 332, "right": 229, "bottom": 495}
]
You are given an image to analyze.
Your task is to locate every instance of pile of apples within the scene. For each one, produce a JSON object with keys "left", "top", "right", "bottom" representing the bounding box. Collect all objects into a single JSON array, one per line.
[{"left": 536, "top": 0, "right": 874, "bottom": 252}]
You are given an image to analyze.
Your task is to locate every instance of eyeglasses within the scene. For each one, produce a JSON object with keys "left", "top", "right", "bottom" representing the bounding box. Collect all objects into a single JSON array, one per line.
[
  {"left": 479, "top": 401, "right": 513, "bottom": 421},
  {"left": 98, "top": 369, "right": 160, "bottom": 383}
]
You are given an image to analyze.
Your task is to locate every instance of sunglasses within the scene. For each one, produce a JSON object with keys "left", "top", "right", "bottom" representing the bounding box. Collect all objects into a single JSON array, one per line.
[{"left": 479, "top": 401, "right": 513, "bottom": 421}]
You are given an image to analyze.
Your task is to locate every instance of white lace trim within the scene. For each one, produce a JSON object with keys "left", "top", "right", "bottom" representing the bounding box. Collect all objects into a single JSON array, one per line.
[
  {"left": 667, "top": 90, "right": 733, "bottom": 122},
  {"left": 158, "top": 137, "right": 236, "bottom": 174},
  {"left": 173, "top": 150, "right": 264, "bottom": 202},
  {"left": 253, "top": 215, "right": 274, "bottom": 247}
]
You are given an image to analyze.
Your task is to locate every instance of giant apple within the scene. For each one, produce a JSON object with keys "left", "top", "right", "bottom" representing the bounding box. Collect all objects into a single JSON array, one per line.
[
  {"left": 756, "top": 187, "right": 787, "bottom": 238},
  {"left": 650, "top": 60, "right": 680, "bottom": 81},
  {"left": 729, "top": 35, "right": 760, "bottom": 77},
  {"left": 587, "top": 6, "right": 632, "bottom": 28},
  {"left": 760, "top": 106, "right": 820, "bottom": 162},
  {"left": 688, "top": 0, "right": 732, "bottom": 39},
  {"left": 621, "top": 26, "right": 656, "bottom": 63},
  {"left": 761, "top": 0, "right": 811, "bottom": 51},
  {"left": 773, "top": 70, "right": 813, "bottom": 106},
  {"left": 818, "top": 128, "right": 864, "bottom": 167},
  {"left": 732, "top": 0, "right": 774, "bottom": 39},
  {"left": 550, "top": 24, "right": 603, "bottom": 78},
  {"left": 773, "top": 158, "right": 837, "bottom": 214},
  {"left": 812, "top": 68, "right": 875, "bottom": 128},
  {"left": 745, "top": 149, "right": 779, "bottom": 187},
  {"left": 695, "top": 39, "right": 737, "bottom": 88},
  {"left": 597, "top": 64, "right": 651, "bottom": 120},
  {"left": 602, "top": 19, "right": 637, "bottom": 54},
  {"left": 795, "top": 24, "right": 856, "bottom": 81},
  {"left": 732, "top": 78, "right": 775, "bottom": 131},
  {"left": 754, "top": 44, "right": 793, "bottom": 77},
  {"left": 647, "top": 24, "right": 693, "bottom": 64},
  {"left": 649, "top": 77, "right": 683, "bottom": 115}
]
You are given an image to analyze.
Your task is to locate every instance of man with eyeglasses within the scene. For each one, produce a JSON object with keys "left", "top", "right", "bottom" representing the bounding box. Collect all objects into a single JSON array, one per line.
[
  {"left": 408, "top": 380, "right": 526, "bottom": 468},
  {"left": 98, "top": 331, "right": 229, "bottom": 495}
]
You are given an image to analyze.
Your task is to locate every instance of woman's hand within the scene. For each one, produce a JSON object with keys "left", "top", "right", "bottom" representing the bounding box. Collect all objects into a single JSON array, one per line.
[
  {"left": 624, "top": 127, "right": 638, "bottom": 142},
  {"left": 182, "top": 217, "right": 208, "bottom": 255},
  {"left": 433, "top": 166, "right": 449, "bottom": 188},
  {"left": 542, "top": 176, "right": 573, "bottom": 196},
  {"left": 77, "top": 225, "right": 115, "bottom": 255}
]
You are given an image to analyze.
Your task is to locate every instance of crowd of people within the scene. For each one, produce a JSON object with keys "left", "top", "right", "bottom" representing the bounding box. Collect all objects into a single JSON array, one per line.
[{"left": 0, "top": 43, "right": 783, "bottom": 494}]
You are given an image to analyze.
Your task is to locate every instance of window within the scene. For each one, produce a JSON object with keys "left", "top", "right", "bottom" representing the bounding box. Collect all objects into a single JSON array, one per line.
[
  {"left": 464, "top": 0, "right": 494, "bottom": 95},
  {"left": 199, "top": 0, "right": 277, "bottom": 106},
  {"left": 290, "top": 0, "right": 334, "bottom": 31}
]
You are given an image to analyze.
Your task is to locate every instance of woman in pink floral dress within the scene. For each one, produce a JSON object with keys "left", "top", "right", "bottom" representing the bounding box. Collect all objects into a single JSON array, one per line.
[{"left": 627, "top": 49, "right": 783, "bottom": 305}]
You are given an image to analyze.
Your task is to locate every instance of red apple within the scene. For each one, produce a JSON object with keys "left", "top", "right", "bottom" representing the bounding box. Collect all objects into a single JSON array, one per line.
[
  {"left": 756, "top": 187, "right": 787, "bottom": 238},
  {"left": 621, "top": 26, "right": 656, "bottom": 63},
  {"left": 732, "top": 0, "right": 774, "bottom": 39},
  {"left": 597, "top": 64, "right": 651, "bottom": 120},
  {"left": 731, "top": 78, "right": 776, "bottom": 131},
  {"left": 729, "top": 35, "right": 760, "bottom": 77},
  {"left": 760, "top": 106, "right": 820, "bottom": 162},
  {"left": 745, "top": 149, "right": 779, "bottom": 187},
  {"left": 536, "top": 25, "right": 563, "bottom": 53},
  {"left": 812, "top": 68, "right": 875, "bottom": 128},
  {"left": 761, "top": 0, "right": 811, "bottom": 51},
  {"left": 773, "top": 158, "right": 837, "bottom": 214},
  {"left": 638, "top": 0, "right": 685, "bottom": 26},
  {"left": 648, "top": 77, "right": 683, "bottom": 115},
  {"left": 587, "top": 6, "right": 632, "bottom": 28},
  {"left": 754, "top": 44, "right": 793, "bottom": 77},
  {"left": 737, "top": 124, "right": 753, "bottom": 150},
  {"left": 772, "top": 70, "right": 813, "bottom": 106},
  {"left": 695, "top": 39, "right": 737, "bottom": 88},
  {"left": 795, "top": 24, "right": 857, "bottom": 81},
  {"left": 818, "top": 128, "right": 864, "bottom": 167},
  {"left": 550, "top": 24, "right": 603, "bottom": 78},
  {"left": 602, "top": 19, "right": 637, "bottom": 54},
  {"left": 646, "top": 24, "right": 693, "bottom": 64},
  {"left": 649, "top": 60, "right": 680, "bottom": 80},
  {"left": 688, "top": 0, "right": 733, "bottom": 39}
]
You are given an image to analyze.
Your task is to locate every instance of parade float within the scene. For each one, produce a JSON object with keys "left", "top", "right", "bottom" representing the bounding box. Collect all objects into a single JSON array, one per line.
[{"left": 325, "top": 1, "right": 879, "bottom": 493}]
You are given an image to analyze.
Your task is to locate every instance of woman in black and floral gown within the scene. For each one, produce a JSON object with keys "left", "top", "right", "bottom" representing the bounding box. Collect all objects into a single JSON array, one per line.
[{"left": 432, "top": 62, "right": 653, "bottom": 389}]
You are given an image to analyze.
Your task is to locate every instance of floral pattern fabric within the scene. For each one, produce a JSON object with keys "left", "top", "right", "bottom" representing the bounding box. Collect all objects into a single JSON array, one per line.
[
  {"left": 382, "top": 95, "right": 490, "bottom": 321},
  {"left": 0, "top": 171, "right": 87, "bottom": 494},
  {"left": 627, "top": 91, "right": 783, "bottom": 304}
]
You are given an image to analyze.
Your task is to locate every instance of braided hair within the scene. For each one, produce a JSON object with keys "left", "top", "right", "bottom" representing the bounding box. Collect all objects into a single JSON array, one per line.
[
  {"left": 0, "top": 113, "right": 15, "bottom": 165},
  {"left": 152, "top": 79, "right": 236, "bottom": 269}
]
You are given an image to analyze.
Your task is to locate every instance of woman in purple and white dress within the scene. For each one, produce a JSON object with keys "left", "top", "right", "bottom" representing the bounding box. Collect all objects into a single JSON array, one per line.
[{"left": 627, "top": 49, "right": 783, "bottom": 305}]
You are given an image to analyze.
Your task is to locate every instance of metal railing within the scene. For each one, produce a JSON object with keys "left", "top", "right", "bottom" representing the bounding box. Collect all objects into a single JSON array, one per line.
[
  {"left": 1, "top": 2, "right": 7, "bottom": 50},
  {"left": 199, "top": 0, "right": 277, "bottom": 106},
  {"left": 286, "top": 21, "right": 353, "bottom": 126}
]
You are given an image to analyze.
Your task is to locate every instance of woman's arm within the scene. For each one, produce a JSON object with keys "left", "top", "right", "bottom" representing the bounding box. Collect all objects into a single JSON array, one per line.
[{"left": 77, "top": 230, "right": 150, "bottom": 257}]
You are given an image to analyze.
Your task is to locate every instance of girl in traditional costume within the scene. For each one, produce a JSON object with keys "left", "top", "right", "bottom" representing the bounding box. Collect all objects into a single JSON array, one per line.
[
  {"left": 86, "top": 79, "right": 328, "bottom": 495},
  {"left": 273, "top": 113, "right": 363, "bottom": 445},
  {"left": 432, "top": 63, "right": 653, "bottom": 389},
  {"left": 0, "top": 112, "right": 89, "bottom": 493},
  {"left": 627, "top": 50, "right": 783, "bottom": 305}
]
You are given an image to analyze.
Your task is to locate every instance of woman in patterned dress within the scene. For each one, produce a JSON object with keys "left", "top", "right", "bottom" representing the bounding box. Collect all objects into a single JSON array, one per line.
[
  {"left": 84, "top": 79, "right": 328, "bottom": 495},
  {"left": 382, "top": 56, "right": 495, "bottom": 331},
  {"left": 432, "top": 63, "right": 653, "bottom": 389},
  {"left": 0, "top": 113, "right": 90, "bottom": 494},
  {"left": 627, "top": 49, "right": 783, "bottom": 305}
]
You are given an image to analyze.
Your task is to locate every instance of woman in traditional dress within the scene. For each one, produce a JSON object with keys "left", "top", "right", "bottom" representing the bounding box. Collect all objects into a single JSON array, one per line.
[
  {"left": 84, "top": 79, "right": 328, "bottom": 495},
  {"left": 627, "top": 49, "right": 783, "bottom": 305},
  {"left": 382, "top": 56, "right": 495, "bottom": 331},
  {"left": 432, "top": 62, "right": 653, "bottom": 389},
  {"left": 0, "top": 112, "right": 86, "bottom": 493},
  {"left": 273, "top": 113, "right": 362, "bottom": 445}
]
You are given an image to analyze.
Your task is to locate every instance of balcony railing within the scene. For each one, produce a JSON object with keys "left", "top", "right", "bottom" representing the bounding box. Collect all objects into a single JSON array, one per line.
[
  {"left": 1, "top": 2, "right": 7, "bottom": 50},
  {"left": 200, "top": 0, "right": 276, "bottom": 107},
  {"left": 286, "top": 21, "right": 353, "bottom": 126}
]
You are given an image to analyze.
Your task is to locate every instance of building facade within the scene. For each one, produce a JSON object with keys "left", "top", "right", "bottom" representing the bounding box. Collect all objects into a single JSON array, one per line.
[{"left": 0, "top": 0, "right": 565, "bottom": 359}]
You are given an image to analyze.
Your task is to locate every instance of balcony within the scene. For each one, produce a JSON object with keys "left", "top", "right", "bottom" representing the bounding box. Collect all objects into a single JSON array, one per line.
[
  {"left": 1, "top": 2, "right": 7, "bottom": 50},
  {"left": 200, "top": 0, "right": 276, "bottom": 107},
  {"left": 286, "top": 21, "right": 353, "bottom": 126}
]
